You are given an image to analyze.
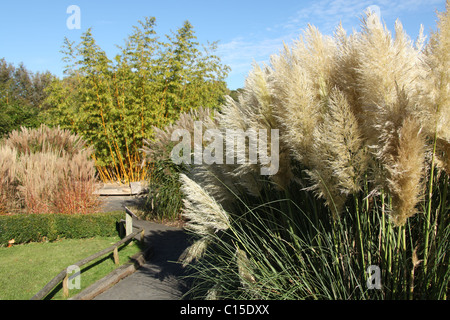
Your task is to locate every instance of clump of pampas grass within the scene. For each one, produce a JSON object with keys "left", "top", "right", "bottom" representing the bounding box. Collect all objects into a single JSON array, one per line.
[
  {"left": 0, "top": 125, "right": 100, "bottom": 214},
  {"left": 163, "top": 4, "right": 450, "bottom": 299}
]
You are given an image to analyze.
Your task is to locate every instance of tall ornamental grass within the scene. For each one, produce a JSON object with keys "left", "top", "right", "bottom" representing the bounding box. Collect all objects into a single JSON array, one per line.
[
  {"left": 176, "top": 4, "right": 450, "bottom": 300},
  {"left": 0, "top": 125, "right": 101, "bottom": 215},
  {"left": 141, "top": 107, "right": 217, "bottom": 221}
]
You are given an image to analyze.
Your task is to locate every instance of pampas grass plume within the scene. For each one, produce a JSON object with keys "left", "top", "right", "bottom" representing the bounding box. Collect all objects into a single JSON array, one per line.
[{"left": 387, "top": 117, "right": 426, "bottom": 226}]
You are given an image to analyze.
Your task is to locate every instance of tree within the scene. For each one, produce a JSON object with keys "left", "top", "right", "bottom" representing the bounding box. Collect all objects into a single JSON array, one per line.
[
  {"left": 45, "top": 17, "right": 230, "bottom": 183},
  {"left": 0, "top": 58, "right": 54, "bottom": 136},
  {"left": 160, "top": 21, "right": 230, "bottom": 119}
]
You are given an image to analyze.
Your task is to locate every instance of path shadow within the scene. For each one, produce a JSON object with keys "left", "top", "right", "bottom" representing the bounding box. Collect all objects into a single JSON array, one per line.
[{"left": 139, "top": 227, "right": 194, "bottom": 298}]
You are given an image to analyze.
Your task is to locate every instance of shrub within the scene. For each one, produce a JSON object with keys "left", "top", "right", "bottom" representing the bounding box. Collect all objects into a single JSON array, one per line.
[{"left": 0, "top": 212, "right": 124, "bottom": 246}]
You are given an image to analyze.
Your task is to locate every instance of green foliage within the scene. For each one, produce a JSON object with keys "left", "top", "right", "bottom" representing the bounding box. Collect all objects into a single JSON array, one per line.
[
  {"left": 45, "top": 17, "right": 230, "bottom": 182},
  {"left": 0, "top": 59, "right": 54, "bottom": 136},
  {"left": 0, "top": 103, "right": 40, "bottom": 137},
  {"left": 147, "top": 157, "right": 186, "bottom": 221},
  {"left": 184, "top": 172, "right": 449, "bottom": 300},
  {"left": 0, "top": 212, "right": 124, "bottom": 246}
]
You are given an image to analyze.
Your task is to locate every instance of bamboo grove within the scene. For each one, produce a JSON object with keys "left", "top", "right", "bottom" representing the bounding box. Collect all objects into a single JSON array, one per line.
[{"left": 44, "top": 17, "right": 230, "bottom": 183}]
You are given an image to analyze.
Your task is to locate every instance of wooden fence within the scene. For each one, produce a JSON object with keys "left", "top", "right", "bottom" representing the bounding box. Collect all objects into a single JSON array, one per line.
[{"left": 30, "top": 210, "right": 144, "bottom": 300}]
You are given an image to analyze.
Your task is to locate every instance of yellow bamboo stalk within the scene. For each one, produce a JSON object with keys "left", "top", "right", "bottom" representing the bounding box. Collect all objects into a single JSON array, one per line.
[
  {"left": 141, "top": 81, "right": 146, "bottom": 138},
  {"left": 113, "top": 71, "right": 135, "bottom": 183},
  {"left": 93, "top": 76, "right": 121, "bottom": 181},
  {"left": 124, "top": 138, "right": 134, "bottom": 182},
  {"left": 93, "top": 154, "right": 108, "bottom": 183},
  {"left": 97, "top": 166, "right": 107, "bottom": 182},
  {"left": 113, "top": 140, "right": 129, "bottom": 183}
]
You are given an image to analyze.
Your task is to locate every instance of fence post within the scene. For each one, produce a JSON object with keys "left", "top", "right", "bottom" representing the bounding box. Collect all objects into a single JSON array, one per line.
[
  {"left": 140, "top": 229, "right": 145, "bottom": 243},
  {"left": 63, "top": 272, "right": 69, "bottom": 298},
  {"left": 113, "top": 247, "right": 119, "bottom": 265},
  {"left": 126, "top": 212, "right": 133, "bottom": 236}
]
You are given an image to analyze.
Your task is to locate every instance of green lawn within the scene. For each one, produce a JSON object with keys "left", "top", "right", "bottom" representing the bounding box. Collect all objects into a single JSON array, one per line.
[{"left": 0, "top": 237, "right": 142, "bottom": 300}]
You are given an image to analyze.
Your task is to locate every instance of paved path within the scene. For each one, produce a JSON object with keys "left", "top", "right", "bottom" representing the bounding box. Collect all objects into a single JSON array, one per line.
[{"left": 93, "top": 195, "right": 192, "bottom": 300}]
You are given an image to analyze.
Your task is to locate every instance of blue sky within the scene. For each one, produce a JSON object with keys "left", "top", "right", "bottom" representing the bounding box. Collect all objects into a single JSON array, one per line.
[{"left": 0, "top": 0, "right": 446, "bottom": 90}]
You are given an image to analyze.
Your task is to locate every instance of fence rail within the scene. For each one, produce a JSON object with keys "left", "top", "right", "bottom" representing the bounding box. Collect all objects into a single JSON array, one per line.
[{"left": 31, "top": 210, "right": 144, "bottom": 300}]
